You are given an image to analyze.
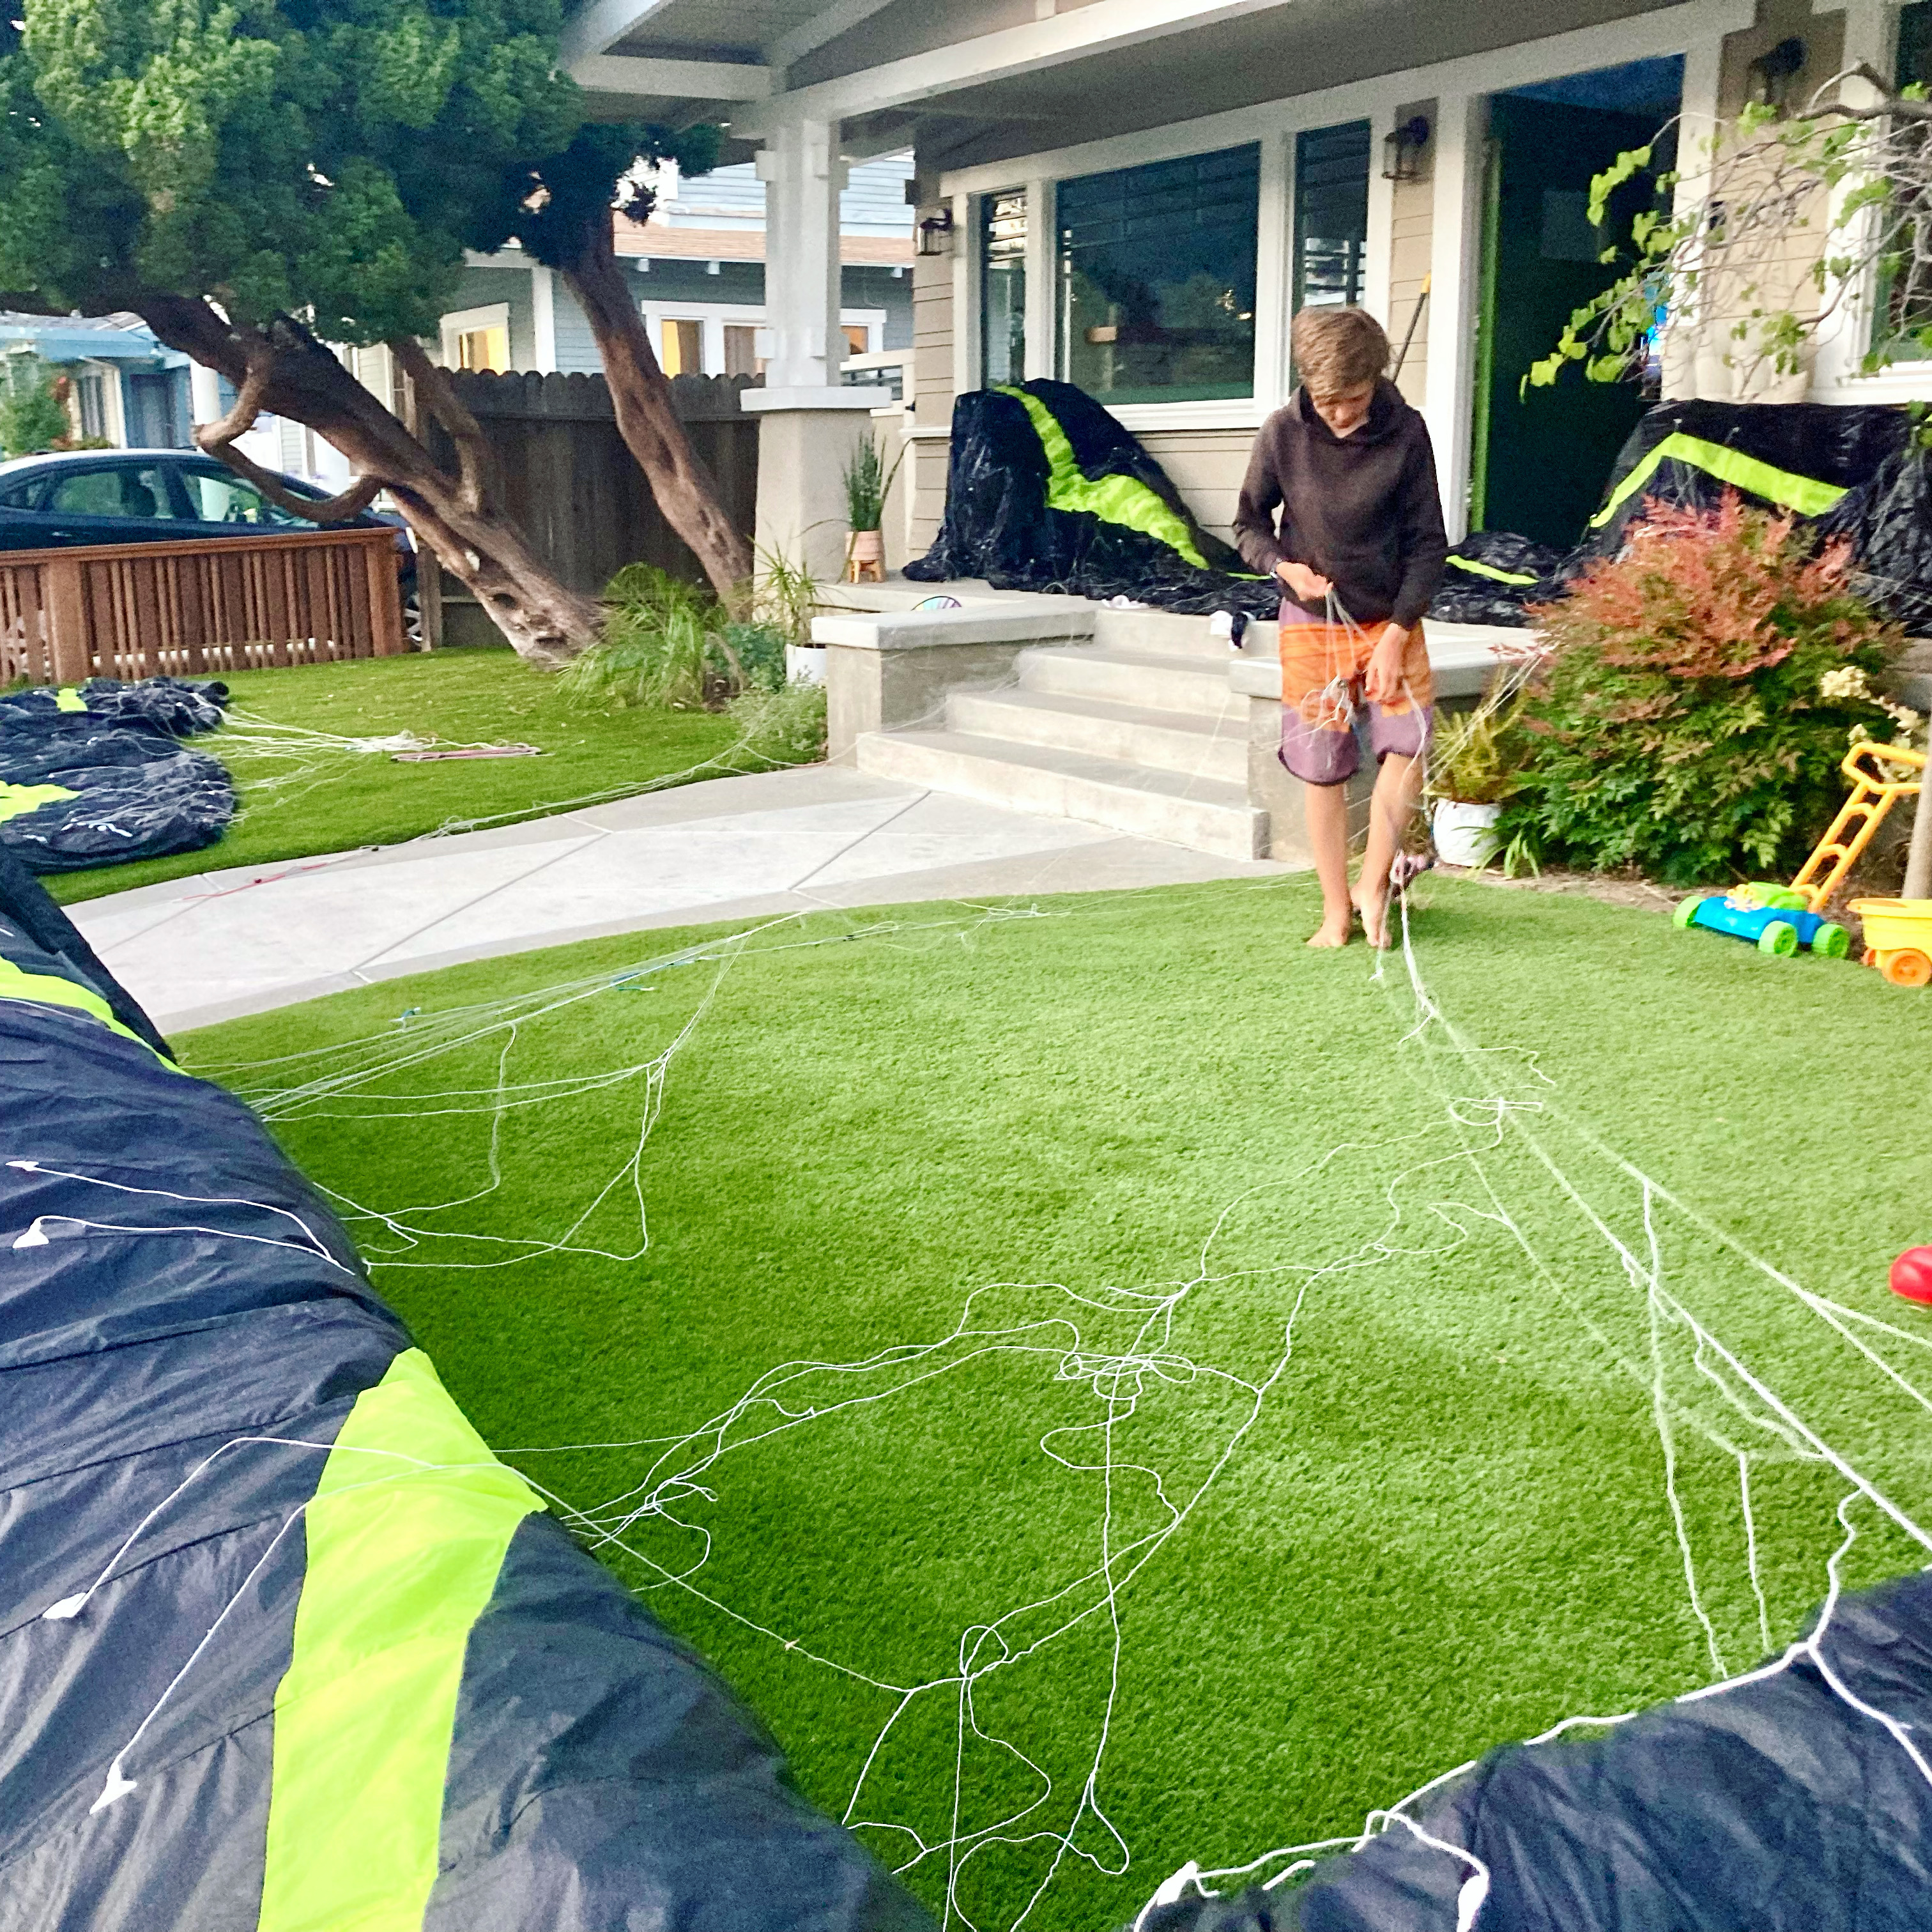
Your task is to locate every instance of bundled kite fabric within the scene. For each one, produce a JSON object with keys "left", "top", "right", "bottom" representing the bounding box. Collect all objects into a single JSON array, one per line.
[
  {"left": 905, "top": 381, "right": 1284, "bottom": 618},
  {"left": 0, "top": 677, "right": 236, "bottom": 873},
  {"left": 1429, "top": 532, "right": 1568, "bottom": 627},
  {"left": 1131, "top": 1565, "right": 1932, "bottom": 1931},
  {"left": 908, "top": 382, "right": 1932, "bottom": 637},
  {"left": 1453, "top": 399, "right": 1932, "bottom": 629},
  {"left": 0, "top": 862, "right": 935, "bottom": 1932}
]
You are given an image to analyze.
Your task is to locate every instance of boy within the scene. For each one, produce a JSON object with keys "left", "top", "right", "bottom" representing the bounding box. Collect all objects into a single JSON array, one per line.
[{"left": 1232, "top": 307, "right": 1448, "bottom": 949}]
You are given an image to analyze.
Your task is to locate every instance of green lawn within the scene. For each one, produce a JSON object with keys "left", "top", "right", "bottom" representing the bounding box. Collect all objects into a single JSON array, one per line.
[
  {"left": 185, "top": 877, "right": 1932, "bottom": 1930},
  {"left": 49, "top": 647, "right": 744, "bottom": 905}
]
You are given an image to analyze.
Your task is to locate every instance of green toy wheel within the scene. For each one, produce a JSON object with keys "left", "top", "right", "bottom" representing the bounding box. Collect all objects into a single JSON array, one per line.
[
  {"left": 1811, "top": 921, "right": 1851, "bottom": 960},
  {"left": 1758, "top": 920, "right": 1799, "bottom": 957},
  {"left": 1673, "top": 894, "right": 1708, "bottom": 930}
]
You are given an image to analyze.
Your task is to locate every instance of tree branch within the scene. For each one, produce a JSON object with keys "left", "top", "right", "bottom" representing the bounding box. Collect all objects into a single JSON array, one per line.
[
  {"left": 388, "top": 336, "right": 494, "bottom": 514},
  {"left": 189, "top": 341, "right": 384, "bottom": 523}
]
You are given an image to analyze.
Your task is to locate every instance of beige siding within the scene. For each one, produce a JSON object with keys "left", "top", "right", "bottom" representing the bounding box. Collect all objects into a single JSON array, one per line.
[
  {"left": 1137, "top": 428, "right": 1257, "bottom": 548},
  {"left": 1387, "top": 97, "right": 1436, "bottom": 410},
  {"left": 910, "top": 436, "right": 951, "bottom": 557}
]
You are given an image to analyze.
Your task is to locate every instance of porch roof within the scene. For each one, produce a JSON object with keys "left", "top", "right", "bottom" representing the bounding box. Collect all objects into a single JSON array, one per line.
[{"left": 563, "top": 0, "right": 1702, "bottom": 166}]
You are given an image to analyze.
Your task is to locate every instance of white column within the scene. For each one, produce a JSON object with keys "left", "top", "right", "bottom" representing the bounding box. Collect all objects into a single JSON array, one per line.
[
  {"left": 188, "top": 361, "right": 223, "bottom": 427},
  {"left": 1362, "top": 105, "right": 1397, "bottom": 334},
  {"left": 754, "top": 115, "right": 847, "bottom": 399},
  {"left": 1022, "top": 175, "right": 1054, "bottom": 381},
  {"left": 1662, "top": 30, "right": 1724, "bottom": 399},
  {"left": 1810, "top": 0, "right": 1897, "bottom": 396},
  {"left": 531, "top": 264, "right": 558, "bottom": 373},
  {"left": 1423, "top": 90, "right": 1485, "bottom": 542}
]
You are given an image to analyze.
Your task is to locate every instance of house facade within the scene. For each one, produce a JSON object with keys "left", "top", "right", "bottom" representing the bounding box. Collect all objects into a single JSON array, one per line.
[
  {"left": 0, "top": 314, "right": 192, "bottom": 452},
  {"left": 560, "top": 0, "right": 1932, "bottom": 570}
]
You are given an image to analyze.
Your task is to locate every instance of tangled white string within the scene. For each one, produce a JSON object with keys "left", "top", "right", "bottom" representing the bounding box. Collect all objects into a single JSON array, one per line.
[{"left": 36, "top": 880, "right": 1932, "bottom": 1929}]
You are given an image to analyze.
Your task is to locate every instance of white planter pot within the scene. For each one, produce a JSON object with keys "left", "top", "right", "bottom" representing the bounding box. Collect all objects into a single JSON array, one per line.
[
  {"left": 1432, "top": 797, "right": 1503, "bottom": 868},
  {"left": 785, "top": 643, "right": 827, "bottom": 687}
]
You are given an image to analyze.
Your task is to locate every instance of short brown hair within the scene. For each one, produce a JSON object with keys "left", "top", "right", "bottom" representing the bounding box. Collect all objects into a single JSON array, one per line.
[{"left": 1291, "top": 307, "right": 1390, "bottom": 396}]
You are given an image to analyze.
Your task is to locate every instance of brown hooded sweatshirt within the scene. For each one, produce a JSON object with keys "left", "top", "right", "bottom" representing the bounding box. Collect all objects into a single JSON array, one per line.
[{"left": 1232, "top": 379, "right": 1448, "bottom": 629}]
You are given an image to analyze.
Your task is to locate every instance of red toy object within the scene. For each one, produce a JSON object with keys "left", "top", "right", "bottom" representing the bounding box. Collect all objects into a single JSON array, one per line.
[{"left": 1890, "top": 1247, "right": 1932, "bottom": 1304}]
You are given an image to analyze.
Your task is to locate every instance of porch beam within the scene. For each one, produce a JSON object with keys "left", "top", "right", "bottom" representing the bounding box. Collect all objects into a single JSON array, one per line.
[
  {"left": 558, "top": 0, "right": 678, "bottom": 65},
  {"left": 569, "top": 54, "right": 773, "bottom": 100},
  {"left": 733, "top": 0, "right": 1287, "bottom": 139},
  {"left": 766, "top": 0, "right": 907, "bottom": 74}
]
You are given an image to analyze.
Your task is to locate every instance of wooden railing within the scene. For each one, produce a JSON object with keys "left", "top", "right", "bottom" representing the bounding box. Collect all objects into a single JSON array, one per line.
[{"left": 0, "top": 526, "right": 406, "bottom": 686}]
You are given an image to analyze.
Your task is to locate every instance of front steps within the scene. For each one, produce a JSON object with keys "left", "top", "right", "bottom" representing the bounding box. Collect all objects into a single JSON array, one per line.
[{"left": 854, "top": 608, "right": 1269, "bottom": 859}]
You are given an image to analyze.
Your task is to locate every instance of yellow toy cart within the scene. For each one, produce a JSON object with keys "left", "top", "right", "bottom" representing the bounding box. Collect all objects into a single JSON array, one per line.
[{"left": 1849, "top": 898, "right": 1932, "bottom": 987}]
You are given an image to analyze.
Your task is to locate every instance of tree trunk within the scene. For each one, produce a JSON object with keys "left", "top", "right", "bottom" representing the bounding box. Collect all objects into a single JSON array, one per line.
[
  {"left": 136, "top": 296, "right": 602, "bottom": 667},
  {"left": 558, "top": 230, "right": 755, "bottom": 600}
]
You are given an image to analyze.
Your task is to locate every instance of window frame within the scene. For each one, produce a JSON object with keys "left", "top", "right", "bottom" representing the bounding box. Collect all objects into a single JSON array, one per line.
[{"left": 1052, "top": 141, "right": 1265, "bottom": 412}]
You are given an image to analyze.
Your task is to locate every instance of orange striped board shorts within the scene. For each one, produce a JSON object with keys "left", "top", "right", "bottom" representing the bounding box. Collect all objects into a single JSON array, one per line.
[{"left": 1276, "top": 602, "right": 1433, "bottom": 787}]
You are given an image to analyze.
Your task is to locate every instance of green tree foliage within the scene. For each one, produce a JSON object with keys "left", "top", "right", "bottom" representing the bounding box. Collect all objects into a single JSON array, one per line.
[
  {"left": 0, "top": 351, "right": 74, "bottom": 455},
  {"left": 1528, "top": 72, "right": 1932, "bottom": 394},
  {"left": 0, "top": 0, "right": 582, "bottom": 341}
]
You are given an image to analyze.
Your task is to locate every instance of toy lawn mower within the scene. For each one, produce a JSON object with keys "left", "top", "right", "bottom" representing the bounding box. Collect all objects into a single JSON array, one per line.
[{"left": 1672, "top": 891, "right": 1850, "bottom": 957}]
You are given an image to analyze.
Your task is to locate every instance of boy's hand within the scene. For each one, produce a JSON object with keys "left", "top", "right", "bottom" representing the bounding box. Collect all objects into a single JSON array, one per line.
[
  {"left": 1363, "top": 622, "right": 1411, "bottom": 703},
  {"left": 1275, "top": 560, "right": 1333, "bottom": 602}
]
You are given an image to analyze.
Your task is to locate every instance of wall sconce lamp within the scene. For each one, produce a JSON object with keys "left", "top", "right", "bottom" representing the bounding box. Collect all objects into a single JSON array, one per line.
[
  {"left": 1747, "top": 37, "right": 1807, "bottom": 111},
  {"left": 916, "top": 208, "right": 955, "bottom": 257},
  {"left": 1381, "top": 116, "right": 1432, "bottom": 184}
]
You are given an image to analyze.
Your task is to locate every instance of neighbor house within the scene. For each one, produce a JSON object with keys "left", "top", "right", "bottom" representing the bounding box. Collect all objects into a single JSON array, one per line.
[
  {"left": 554, "top": 0, "right": 1932, "bottom": 568},
  {"left": 0, "top": 314, "right": 192, "bottom": 451}
]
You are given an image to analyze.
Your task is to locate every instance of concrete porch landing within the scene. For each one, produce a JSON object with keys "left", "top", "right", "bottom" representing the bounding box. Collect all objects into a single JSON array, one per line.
[{"left": 70, "top": 764, "right": 1289, "bottom": 1036}]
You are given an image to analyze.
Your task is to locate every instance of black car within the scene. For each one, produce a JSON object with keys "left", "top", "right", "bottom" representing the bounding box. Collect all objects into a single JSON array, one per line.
[{"left": 0, "top": 449, "right": 414, "bottom": 585}]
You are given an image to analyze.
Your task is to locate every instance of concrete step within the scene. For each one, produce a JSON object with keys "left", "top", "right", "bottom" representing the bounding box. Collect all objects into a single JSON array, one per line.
[
  {"left": 1092, "top": 607, "right": 1245, "bottom": 657},
  {"left": 947, "top": 686, "right": 1246, "bottom": 783},
  {"left": 1018, "top": 645, "right": 1243, "bottom": 719},
  {"left": 854, "top": 728, "right": 1267, "bottom": 859}
]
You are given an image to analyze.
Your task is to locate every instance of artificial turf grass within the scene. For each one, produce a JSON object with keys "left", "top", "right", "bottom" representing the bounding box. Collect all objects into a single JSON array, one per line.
[
  {"left": 184, "top": 873, "right": 1932, "bottom": 1929},
  {"left": 47, "top": 646, "right": 744, "bottom": 905}
]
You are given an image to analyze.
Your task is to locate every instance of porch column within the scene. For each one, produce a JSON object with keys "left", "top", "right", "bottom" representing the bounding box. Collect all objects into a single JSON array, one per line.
[
  {"left": 755, "top": 116, "right": 847, "bottom": 391},
  {"left": 746, "top": 114, "right": 882, "bottom": 582},
  {"left": 1423, "top": 90, "right": 1484, "bottom": 544},
  {"left": 1809, "top": 0, "right": 1897, "bottom": 397}
]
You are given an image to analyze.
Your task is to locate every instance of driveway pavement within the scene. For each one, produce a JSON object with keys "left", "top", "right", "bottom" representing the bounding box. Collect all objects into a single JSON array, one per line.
[{"left": 70, "top": 765, "right": 1288, "bottom": 1034}]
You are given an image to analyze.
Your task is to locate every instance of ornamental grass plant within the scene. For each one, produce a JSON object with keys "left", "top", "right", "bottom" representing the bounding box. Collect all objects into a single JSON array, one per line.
[{"left": 1497, "top": 497, "right": 1920, "bottom": 885}]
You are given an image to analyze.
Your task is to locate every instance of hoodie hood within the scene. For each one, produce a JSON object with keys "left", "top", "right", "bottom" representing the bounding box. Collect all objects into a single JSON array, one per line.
[{"left": 1287, "top": 377, "right": 1415, "bottom": 447}]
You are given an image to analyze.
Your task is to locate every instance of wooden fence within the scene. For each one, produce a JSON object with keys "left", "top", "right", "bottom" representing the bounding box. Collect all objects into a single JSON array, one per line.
[
  {"left": 0, "top": 526, "right": 406, "bottom": 686},
  {"left": 422, "top": 371, "right": 759, "bottom": 646}
]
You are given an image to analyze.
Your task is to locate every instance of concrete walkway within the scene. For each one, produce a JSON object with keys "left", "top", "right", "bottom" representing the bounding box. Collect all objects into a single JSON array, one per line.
[{"left": 71, "top": 765, "right": 1289, "bottom": 1034}]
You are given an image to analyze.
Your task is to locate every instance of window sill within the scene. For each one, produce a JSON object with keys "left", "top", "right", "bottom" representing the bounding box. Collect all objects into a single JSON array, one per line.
[
  {"left": 1103, "top": 399, "right": 1268, "bottom": 433},
  {"left": 1809, "top": 363, "right": 1932, "bottom": 405}
]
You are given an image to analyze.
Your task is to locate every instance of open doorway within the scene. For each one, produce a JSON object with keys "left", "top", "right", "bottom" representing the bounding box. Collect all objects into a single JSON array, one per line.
[{"left": 1469, "top": 56, "right": 1683, "bottom": 549}]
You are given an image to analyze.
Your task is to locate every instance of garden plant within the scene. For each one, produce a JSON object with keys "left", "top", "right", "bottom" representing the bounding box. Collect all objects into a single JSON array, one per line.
[{"left": 1498, "top": 496, "right": 1920, "bottom": 883}]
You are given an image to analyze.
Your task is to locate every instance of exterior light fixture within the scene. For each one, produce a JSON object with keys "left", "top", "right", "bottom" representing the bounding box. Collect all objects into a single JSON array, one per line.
[
  {"left": 1747, "top": 37, "right": 1807, "bottom": 111},
  {"left": 916, "top": 208, "right": 955, "bottom": 257},
  {"left": 1381, "top": 116, "right": 1431, "bottom": 184}
]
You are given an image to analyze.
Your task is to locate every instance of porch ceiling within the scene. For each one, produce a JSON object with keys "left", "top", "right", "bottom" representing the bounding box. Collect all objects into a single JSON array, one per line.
[{"left": 565, "top": 0, "right": 1698, "bottom": 160}]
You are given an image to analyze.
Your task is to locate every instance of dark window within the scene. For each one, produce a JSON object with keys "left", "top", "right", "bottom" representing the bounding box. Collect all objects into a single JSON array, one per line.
[
  {"left": 43, "top": 465, "right": 179, "bottom": 519},
  {"left": 1885, "top": 3, "right": 1932, "bottom": 353},
  {"left": 981, "top": 188, "right": 1027, "bottom": 387},
  {"left": 1056, "top": 144, "right": 1259, "bottom": 404},
  {"left": 0, "top": 474, "right": 46, "bottom": 509},
  {"left": 1292, "top": 122, "right": 1371, "bottom": 316},
  {"left": 180, "top": 467, "right": 314, "bottom": 527}
]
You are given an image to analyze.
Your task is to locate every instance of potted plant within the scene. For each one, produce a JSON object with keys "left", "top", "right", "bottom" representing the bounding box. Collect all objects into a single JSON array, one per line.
[
  {"left": 1429, "top": 693, "right": 1526, "bottom": 868},
  {"left": 840, "top": 431, "right": 904, "bottom": 583}
]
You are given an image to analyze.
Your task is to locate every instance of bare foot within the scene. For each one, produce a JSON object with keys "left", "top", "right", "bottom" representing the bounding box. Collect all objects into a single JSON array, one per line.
[
  {"left": 1307, "top": 914, "right": 1353, "bottom": 949},
  {"left": 1359, "top": 886, "right": 1392, "bottom": 949}
]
